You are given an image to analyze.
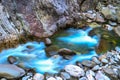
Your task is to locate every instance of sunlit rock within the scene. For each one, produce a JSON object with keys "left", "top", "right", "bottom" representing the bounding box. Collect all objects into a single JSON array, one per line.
[
  {"left": 95, "top": 71, "right": 110, "bottom": 80},
  {"left": 33, "top": 73, "right": 44, "bottom": 80},
  {"left": 44, "top": 38, "right": 52, "bottom": 46},
  {"left": 47, "top": 77, "right": 56, "bottom": 80},
  {"left": 64, "top": 65, "right": 85, "bottom": 77}
]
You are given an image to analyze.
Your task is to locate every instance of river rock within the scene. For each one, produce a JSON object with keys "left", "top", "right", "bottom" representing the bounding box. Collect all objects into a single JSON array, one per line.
[
  {"left": 95, "top": 71, "right": 110, "bottom": 80},
  {"left": 60, "top": 72, "right": 71, "bottom": 80},
  {"left": 33, "top": 73, "right": 44, "bottom": 80},
  {"left": 8, "top": 56, "right": 17, "bottom": 64},
  {"left": 101, "top": 6, "right": 117, "bottom": 21},
  {"left": 79, "top": 77, "right": 88, "bottom": 80},
  {"left": 105, "top": 24, "right": 113, "bottom": 31},
  {"left": 95, "top": 12, "right": 105, "bottom": 23},
  {"left": 0, "top": 78, "right": 7, "bottom": 80},
  {"left": 58, "top": 48, "right": 76, "bottom": 56},
  {"left": 44, "top": 38, "right": 52, "bottom": 46},
  {"left": 92, "top": 65, "right": 100, "bottom": 71},
  {"left": 116, "top": 9, "right": 120, "bottom": 23},
  {"left": 64, "top": 65, "right": 85, "bottom": 77},
  {"left": 114, "top": 26, "right": 120, "bottom": 37},
  {"left": 109, "top": 21, "right": 117, "bottom": 26},
  {"left": 22, "top": 76, "right": 30, "bottom": 80},
  {"left": 86, "top": 70, "right": 95, "bottom": 80},
  {"left": 55, "top": 77, "right": 63, "bottom": 80},
  {"left": 0, "top": 64, "right": 25, "bottom": 79},
  {"left": 103, "top": 68, "right": 115, "bottom": 75},
  {"left": 47, "top": 77, "right": 56, "bottom": 80},
  {"left": 82, "top": 60, "right": 96, "bottom": 67},
  {"left": 92, "top": 56, "right": 101, "bottom": 64},
  {"left": 101, "top": 58, "right": 109, "bottom": 64}
]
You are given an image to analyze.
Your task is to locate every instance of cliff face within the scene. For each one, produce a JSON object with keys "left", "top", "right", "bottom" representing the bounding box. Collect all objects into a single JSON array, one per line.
[{"left": 0, "top": 0, "right": 98, "bottom": 50}]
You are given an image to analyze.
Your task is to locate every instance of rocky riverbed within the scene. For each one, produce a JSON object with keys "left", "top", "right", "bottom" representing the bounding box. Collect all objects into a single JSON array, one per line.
[
  {"left": 1, "top": 1, "right": 120, "bottom": 80},
  {"left": 0, "top": 47, "right": 120, "bottom": 80}
]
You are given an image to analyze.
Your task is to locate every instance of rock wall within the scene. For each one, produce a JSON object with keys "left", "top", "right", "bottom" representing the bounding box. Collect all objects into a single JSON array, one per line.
[{"left": 0, "top": 0, "right": 99, "bottom": 50}]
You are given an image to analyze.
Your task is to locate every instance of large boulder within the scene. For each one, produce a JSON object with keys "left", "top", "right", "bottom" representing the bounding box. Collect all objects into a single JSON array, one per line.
[{"left": 0, "top": 64, "right": 25, "bottom": 79}]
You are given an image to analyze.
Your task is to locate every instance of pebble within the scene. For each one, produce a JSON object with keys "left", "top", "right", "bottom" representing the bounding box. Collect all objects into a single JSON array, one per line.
[
  {"left": 7, "top": 56, "right": 17, "bottom": 64},
  {"left": 82, "top": 60, "right": 96, "bottom": 67},
  {"left": 33, "top": 73, "right": 44, "bottom": 80},
  {"left": 22, "top": 76, "right": 30, "bottom": 80},
  {"left": 92, "top": 65, "right": 100, "bottom": 71},
  {"left": 101, "top": 58, "right": 109, "bottom": 64},
  {"left": 109, "top": 21, "right": 117, "bottom": 26},
  {"left": 103, "top": 68, "right": 115, "bottom": 75},
  {"left": 47, "top": 77, "right": 56, "bottom": 80},
  {"left": 44, "top": 38, "right": 52, "bottom": 46},
  {"left": 60, "top": 72, "right": 71, "bottom": 80},
  {"left": 95, "top": 71, "right": 110, "bottom": 80},
  {"left": 0, "top": 64, "right": 25, "bottom": 79},
  {"left": 79, "top": 77, "right": 88, "bottom": 80},
  {"left": 95, "top": 12, "right": 105, "bottom": 22},
  {"left": 0, "top": 78, "right": 7, "bottom": 80},
  {"left": 55, "top": 77, "right": 63, "bottom": 80},
  {"left": 86, "top": 70, "right": 95, "bottom": 77},
  {"left": 64, "top": 65, "right": 85, "bottom": 77},
  {"left": 105, "top": 24, "right": 113, "bottom": 31},
  {"left": 92, "top": 56, "right": 101, "bottom": 64}
]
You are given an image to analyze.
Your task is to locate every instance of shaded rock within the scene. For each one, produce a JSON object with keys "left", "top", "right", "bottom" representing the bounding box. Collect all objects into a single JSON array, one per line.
[
  {"left": 60, "top": 72, "right": 71, "bottom": 80},
  {"left": 45, "top": 45, "right": 59, "bottom": 56},
  {"left": 0, "top": 64, "right": 25, "bottom": 79},
  {"left": 116, "top": 9, "right": 120, "bottom": 23},
  {"left": 44, "top": 38, "right": 52, "bottom": 46},
  {"left": 58, "top": 48, "right": 76, "bottom": 55},
  {"left": 82, "top": 60, "right": 96, "bottom": 67},
  {"left": 95, "top": 71, "right": 110, "bottom": 80},
  {"left": 33, "top": 73, "right": 44, "bottom": 80},
  {"left": 7, "top": 56, "right": 17, "bottom": 64},
  {"left": 64, "top": 65, "right": 84, "bottom": 77},
  {"left": 114, "top": 26, "right": 120, "bottom": 37}
]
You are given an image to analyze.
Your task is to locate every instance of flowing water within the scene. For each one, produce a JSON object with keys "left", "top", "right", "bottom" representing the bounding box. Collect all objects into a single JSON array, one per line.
[{"left": 1, "top": 27, "right": 119, "bottom": 74}]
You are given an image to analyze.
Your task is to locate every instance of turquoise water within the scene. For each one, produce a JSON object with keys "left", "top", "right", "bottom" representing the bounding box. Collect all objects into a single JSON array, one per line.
[{"left": 0, "top": 27, "right": 100, "bottom": 74}]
